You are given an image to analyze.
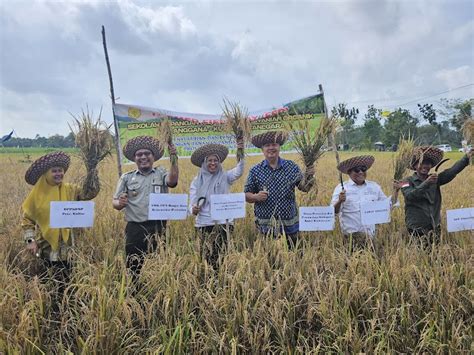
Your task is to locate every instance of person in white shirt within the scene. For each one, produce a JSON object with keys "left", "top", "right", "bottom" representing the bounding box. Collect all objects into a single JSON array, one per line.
[
  {"left": 331, "top": 155, "right": 400, "bottom": 249},
  {"left": 189, "top": 139, "right": 244, "bottom": 269}
]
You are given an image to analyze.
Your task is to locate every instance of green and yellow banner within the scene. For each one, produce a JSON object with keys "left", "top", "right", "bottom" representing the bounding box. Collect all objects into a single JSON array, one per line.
[{"left": 114, "top": 93, "right": 325, "bottom": 160}]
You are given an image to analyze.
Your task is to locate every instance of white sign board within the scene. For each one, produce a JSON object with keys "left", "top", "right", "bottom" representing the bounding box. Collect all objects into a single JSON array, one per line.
[
  {"left": 50, "top": 201, "right": 95, "bottom": 228},
  {"left": 148, "top": 193, "right": 188, "bottom": 220},
  {"left": 360, "top": 198, "right": 391, "bottom": 225},
  {"left": 299, "top": 206, "right": 335, "bottom": 231},
  {"left": 447, "top": 207, "right": 474, "bottom": 232},
  {"left": 210, "top": 193, "right": 246, "bottom": 220}
]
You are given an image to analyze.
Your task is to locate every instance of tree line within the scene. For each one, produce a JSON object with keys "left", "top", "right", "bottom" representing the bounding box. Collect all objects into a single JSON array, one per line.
[
  {"left": 2, "top": 98, "right": 471, "bottom": 150},
  {"left": 332, "top": 98, "right": 472, "bottom": 150}
]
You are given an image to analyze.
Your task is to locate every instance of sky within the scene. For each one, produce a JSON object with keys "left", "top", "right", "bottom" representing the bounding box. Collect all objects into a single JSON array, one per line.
[{"left": 0, "top": 0, "right": 473, "bottom": 138}]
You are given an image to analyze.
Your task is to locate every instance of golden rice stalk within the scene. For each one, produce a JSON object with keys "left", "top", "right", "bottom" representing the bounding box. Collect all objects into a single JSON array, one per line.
[
  {"left": 221, "top": 98, "right": 251, "bottom": 162},
  {"left": 393, "top": 135, "right": 415, "bottom": 180},
  {"left": 462, "top": 118, "right": 474, "bottom": 164},
  {"left": 286, "top": 115, "right": 337, "bottom": 168},
  {"left": 462, "top": 118, "right": 474, "bottom": 144},
  {"left": 157, "top": 118, "right": 177, "bottom": 165},
  {"left": 69, "top": 108, "right": 112, "bottom": 172}
]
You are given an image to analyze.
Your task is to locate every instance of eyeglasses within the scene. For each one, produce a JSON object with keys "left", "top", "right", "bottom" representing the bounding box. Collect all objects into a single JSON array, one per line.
[
  {"left": 351, "top": 166, "right": 367, "bottom": 173},
  {"left": 135, "top": 151, "right": 152, "bottom": 158}
]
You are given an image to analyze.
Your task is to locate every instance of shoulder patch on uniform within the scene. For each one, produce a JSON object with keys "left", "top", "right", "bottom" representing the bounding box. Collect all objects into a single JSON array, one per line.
[{"left": 400, "top": 181, "right": 410, "bottom": 188}]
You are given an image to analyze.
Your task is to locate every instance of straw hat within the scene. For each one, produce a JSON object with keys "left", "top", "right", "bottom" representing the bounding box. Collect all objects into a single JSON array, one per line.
[
  {"left": 251, "top": 131, "right": 288, "bottom": 148},
  {"left": 337, "top": 155, "right": 375, "bottom": 174},
  {"left": 410, "top": 146, "right": 443, "bottom": 169},
  {"left": 123, "top": 136, "right": 163, "bottom": 161},
  {"left": 25, "top": 151, "right": 71, "bottom": 185},
  {"left": 191, "top": 144, "right": 229, "bottom": 167}
]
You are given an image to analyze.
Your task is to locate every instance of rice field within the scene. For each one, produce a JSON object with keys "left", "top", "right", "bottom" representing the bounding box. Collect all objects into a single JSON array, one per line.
[{"left": 0, "top": 150, "right": 473, "bottom": 353}]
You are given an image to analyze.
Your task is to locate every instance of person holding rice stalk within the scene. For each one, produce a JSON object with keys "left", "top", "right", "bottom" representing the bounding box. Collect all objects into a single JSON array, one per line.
[
  {"left": 400, "top": 145, "right": 473, "bottom": 247},
  {"left": 189, "top": 139, "right": 245, "bottom": 269},
  {"left": 245, "top": 131, "right": 315, "bottom": 248},
  {"left": 331, "top": 155, "right": 401, "bottom": 249},
  {"left": 21, "top": 151, "right": 101, "bottom": 304},
  {"left": 113, "top": 135, "right": 179, "bottom": 285},
  {"left": 22, "top": 112, "right": 108, "bottom": 310}
]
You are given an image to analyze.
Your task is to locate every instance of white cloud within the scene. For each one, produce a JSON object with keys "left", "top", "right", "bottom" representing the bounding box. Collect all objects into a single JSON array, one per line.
[
  {"left": 117, "top": 1, "right": 196, "bottom": 38},
  {"left": 1, "top": 0, "right": 473, "bottom": 137},
  {"left": 435, "top": 65, "right": 473, "bottom": 89}
]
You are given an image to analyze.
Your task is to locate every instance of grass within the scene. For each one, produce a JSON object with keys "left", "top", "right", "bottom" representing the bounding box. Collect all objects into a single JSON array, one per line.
[{"left": 0, "top": 151, "right": 472, "bottom": 353}]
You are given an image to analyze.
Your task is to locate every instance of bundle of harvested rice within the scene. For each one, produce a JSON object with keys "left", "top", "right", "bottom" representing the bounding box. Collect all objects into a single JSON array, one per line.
[
  {"left": 393, "top": 135, "right": 415, "bottom": 180},
  {"left": 221, "top": 98, "right": 251, "bottom": 161},
  {"left": 69, "top": 108, "right": 112, "bottom": 194},
  {"left": 286, "top": 114, "right": 338, "bottom": 168},
  {"left": 157, "top": 118, "right": 177, "bottom": 165},
  {"left": 462, "top": 119, "right": 474, "bottom": 143},
  {"left": 70, "top": 109, "right": 112, "bottom": 169},
  {"left": 462, "top": 118, "right": 474, "bottom": 164}
]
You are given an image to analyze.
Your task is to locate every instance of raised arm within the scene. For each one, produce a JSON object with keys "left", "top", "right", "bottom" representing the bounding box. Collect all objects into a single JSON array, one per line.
[
  {"left": 438, "top": 154, "right": 471, "bottom": 186},
  {"left": 77, "top": 168, "right": 100, "bottom": 201},
  {"left": 226, "top": 159, "right": 245, "bottom": 184}
]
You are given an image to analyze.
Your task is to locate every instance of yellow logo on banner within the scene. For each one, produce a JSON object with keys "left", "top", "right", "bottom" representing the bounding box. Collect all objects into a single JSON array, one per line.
[{"left": 128, "top": 107, "right": 142, "bottom": 120}]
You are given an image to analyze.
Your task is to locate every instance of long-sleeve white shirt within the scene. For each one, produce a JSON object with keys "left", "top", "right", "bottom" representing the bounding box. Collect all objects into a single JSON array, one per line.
[
  {"left": 331, "top": 179, "right": 397, "bottom": 237},
  {"left": 189, "top": 159, "right": 244, "bottom": 227}
]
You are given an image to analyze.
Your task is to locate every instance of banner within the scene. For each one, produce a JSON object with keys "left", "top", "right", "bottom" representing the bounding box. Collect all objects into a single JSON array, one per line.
[{"left": 114, "top": 93, "right": 325, "bottom": 160}]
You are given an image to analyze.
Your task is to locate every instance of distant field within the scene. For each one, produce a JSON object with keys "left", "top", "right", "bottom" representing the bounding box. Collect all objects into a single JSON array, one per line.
[{"left": 0, "top": 147, "right": 78, "bottom": 155}]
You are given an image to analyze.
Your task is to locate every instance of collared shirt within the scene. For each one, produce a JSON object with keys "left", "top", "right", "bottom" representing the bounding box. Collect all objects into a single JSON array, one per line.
[
  {"left": 189, "top": 159, "right": 245, "bottom": 227},
  {"left": 402, "top": 155, "right": 469, "bottom": 231},
  {"left": 331, "top": 179, "right": 389, "bottom": 237},
  {"left": 244, "top": 158, "right": 303, "bottom": 234},
  {"left": 114, "top": 166, "right": 168, "bottom": 222}
]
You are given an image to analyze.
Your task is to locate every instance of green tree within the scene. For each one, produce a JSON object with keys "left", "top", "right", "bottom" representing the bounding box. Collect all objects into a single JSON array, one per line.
[
  {"left": 439, "top": 98, "right": 473, "bottom": 131},
  {"left": 418, "top": 103, "right": 441, "bottom": 144},
  {"left": 331, "top": 103, "right": 359, "bottom": 146},
  {"left": 383, "top": 108, "right": 418, "bottom": 146},
  {"left": 362, "top": 105, "right": 383, "bottom": 149}
]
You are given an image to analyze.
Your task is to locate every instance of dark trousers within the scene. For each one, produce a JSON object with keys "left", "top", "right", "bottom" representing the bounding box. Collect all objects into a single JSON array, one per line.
[
  {"left": 197, "top": 224, "right": 232, "bottom": 270},
  {"left": 125, "top": 220, "right": 165, "bottom": 283},
  {"left": 408, "top": 226, "right": 441, "bottom": 249}
]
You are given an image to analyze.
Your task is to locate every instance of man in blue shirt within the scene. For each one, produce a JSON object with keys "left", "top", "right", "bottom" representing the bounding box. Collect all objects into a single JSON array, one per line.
[{"left": 244, "top": 131, "right": 314, "bottom": 248}]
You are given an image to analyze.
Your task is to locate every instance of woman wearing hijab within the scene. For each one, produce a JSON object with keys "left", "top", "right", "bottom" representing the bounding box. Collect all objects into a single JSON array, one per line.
[
  {"left": 21, "top": 151, "right": 100, "bottom": 295},
  {"left": 189, "top": 139, "right": 244, "bottom": 269}
]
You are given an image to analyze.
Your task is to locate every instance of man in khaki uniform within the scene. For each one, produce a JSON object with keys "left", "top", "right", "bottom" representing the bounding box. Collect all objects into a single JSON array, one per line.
[{"left": 113, "top": 136, "right": 179, "bottom": 284}]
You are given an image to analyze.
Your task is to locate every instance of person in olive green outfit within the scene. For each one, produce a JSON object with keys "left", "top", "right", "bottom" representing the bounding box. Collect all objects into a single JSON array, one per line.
[{"left": 401, "top": 146, "right": 473, "bottom": 246}]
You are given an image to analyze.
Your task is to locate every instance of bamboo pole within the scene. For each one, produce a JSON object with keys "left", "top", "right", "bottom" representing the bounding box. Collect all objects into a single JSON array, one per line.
[
  {"left": 101, "top": 25, "right": 123, "bottom": 177},
  {"left": 319, "top": 84, "right": 344, "bottom": 190}
]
